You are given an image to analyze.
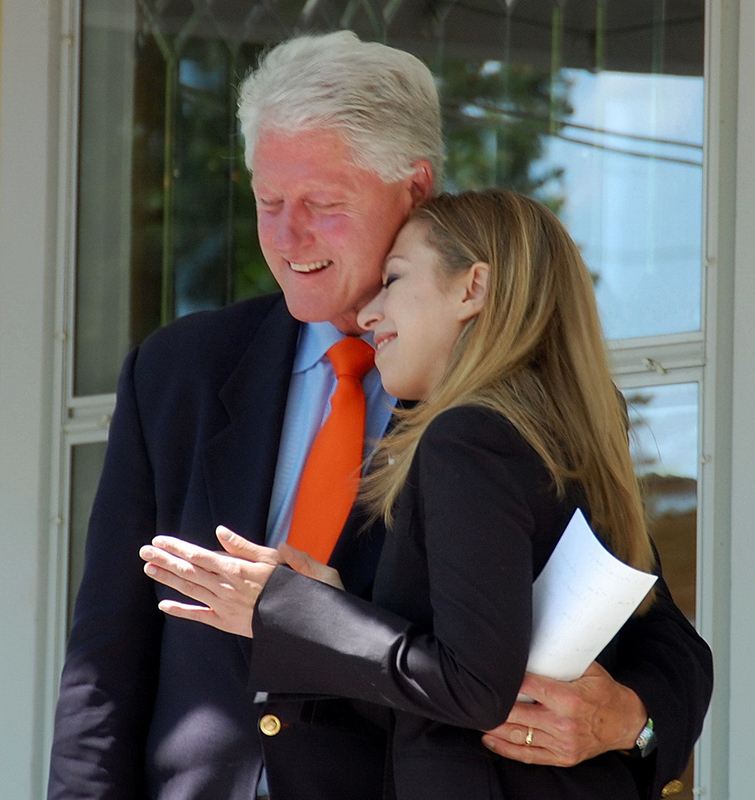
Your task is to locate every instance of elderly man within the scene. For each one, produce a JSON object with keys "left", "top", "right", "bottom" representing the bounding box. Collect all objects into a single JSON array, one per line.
[{"left": 49, "top": 31, "right": 712, "bottom": 800}]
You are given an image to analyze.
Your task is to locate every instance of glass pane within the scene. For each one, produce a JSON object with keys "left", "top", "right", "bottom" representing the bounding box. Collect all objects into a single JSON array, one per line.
[
  {"left": 625, "top": 382, "right": 698, "bottom": 621},
  {"left": 623, "top": 381, "right": 698, "bottom": 799},
  {"left": 68, "top": 441, "right": 108, "bottom": 631},
  {"left": 435, "top": 3, "right": 704, "bottom": 340},
  {"left": 546, "top": 70, "right": 703, "bottom": 340},
  {"left": 75, "top": 0, "right": 704, "bottom": 392},
  {"left": 75, "top": 2, "right": 138, "bottom": 395}
]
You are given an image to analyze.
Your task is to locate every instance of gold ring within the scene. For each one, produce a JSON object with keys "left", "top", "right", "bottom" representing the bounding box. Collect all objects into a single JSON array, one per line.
[{"left": 525, "top": 727, "right": 534, "bottom": 746}]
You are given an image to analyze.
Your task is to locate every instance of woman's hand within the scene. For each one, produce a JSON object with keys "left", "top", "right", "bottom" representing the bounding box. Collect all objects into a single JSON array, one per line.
[
  {"left": 278, "top": 542, "right": 345, "bottom": 590},
  {"left": 139, "top": 526, "right": 283, "bottom": 637}
]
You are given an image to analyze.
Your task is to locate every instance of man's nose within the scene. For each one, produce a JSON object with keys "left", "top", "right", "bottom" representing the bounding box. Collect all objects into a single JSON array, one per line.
[
  {"left": 272, "top": 206, "right": 313, "bottom": 251},
  {"left": 357, "top": 290, "right": 385, "bottom": 331}
]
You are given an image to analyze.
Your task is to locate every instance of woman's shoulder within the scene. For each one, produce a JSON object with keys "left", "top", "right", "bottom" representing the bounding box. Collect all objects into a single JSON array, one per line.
[{"left": 422, "top": 404, "right": 530, "bottom": 455}]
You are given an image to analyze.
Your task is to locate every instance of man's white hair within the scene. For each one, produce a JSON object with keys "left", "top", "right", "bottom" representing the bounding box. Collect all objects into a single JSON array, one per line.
[{"left": 238, "top": 31, "right": 444, "bottom": 187}]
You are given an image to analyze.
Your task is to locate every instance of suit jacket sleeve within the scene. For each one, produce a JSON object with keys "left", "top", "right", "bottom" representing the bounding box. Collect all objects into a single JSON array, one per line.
[
  {"left": 48, "top": 347, "right": 162, "bottom": 799},
  {"left": 251, "top": 407, "right": 542, "bottom": 732},
  {"left": 611, "top": 571, "right": 713, "bottom": 799}
]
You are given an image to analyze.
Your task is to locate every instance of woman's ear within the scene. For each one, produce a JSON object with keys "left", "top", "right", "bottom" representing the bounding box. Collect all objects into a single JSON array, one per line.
[{"left": 457, "top": 261, "right": 490, "bottom": 322}]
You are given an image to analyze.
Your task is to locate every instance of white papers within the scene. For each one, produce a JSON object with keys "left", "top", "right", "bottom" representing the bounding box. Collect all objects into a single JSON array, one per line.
[{"left": 523, "top": 508, "right": 657, "bottom": 689}]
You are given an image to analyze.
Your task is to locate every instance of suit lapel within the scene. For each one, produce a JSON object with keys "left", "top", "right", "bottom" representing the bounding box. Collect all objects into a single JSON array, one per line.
[{"left": 202, "top": 297, "right": 300, "bottom": 545}]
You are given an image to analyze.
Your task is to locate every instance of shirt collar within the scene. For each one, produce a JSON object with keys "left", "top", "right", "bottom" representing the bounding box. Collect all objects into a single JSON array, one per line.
[{"left": 293, "top": 321, "right": 376, "bottom": 375}]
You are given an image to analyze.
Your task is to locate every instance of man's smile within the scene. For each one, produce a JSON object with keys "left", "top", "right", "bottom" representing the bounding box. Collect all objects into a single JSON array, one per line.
[{"left": 289, "top": 259, "right": 333, "bottom": 273}]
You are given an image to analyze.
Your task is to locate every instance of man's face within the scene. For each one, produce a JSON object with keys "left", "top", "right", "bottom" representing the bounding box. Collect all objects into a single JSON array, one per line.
[{"left": 252, "top": 127, "right": 428, "bottom": 334}]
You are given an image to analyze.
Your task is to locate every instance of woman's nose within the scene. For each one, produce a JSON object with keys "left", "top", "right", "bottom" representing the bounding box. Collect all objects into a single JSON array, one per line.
[{"left": 357, "top": 289, "right": 385, "bottom": 331}]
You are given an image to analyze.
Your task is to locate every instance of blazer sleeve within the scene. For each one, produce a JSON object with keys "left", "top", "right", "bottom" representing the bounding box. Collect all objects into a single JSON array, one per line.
[
  {"left": 611, "top": 570, "right": 713, "bottom": 799},
  {"left": 47, "top": 347, "right": 163, "bottom": 799},
  {"left": 251, "top": 407, "right": 539, "bottom": 731}
]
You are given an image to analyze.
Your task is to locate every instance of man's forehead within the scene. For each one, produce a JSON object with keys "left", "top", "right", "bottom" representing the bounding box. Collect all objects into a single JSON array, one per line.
[
  {"left": 251, "top": 158, "right": 357, "bottom": 184},
  {"left": 251, "top": 127, "right": 377, "bottom": 186},
  {"left": 251, "top": 160, "right": 391, "bottom": 200}
]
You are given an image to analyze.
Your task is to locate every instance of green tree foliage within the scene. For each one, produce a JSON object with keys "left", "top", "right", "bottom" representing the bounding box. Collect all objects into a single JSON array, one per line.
[{"left": 439, "top": 59, "right": 571, "bottom": 214}]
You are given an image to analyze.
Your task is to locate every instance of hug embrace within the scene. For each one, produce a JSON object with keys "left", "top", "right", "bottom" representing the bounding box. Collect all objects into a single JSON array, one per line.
[{"left": 50, "top": 31, "right": 712, "bottom": 800}]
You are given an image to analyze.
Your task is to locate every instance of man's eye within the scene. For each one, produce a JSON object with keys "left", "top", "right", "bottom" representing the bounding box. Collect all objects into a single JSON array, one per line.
[{"left": 306, "top": 199, "right": 340, "bottom": 211}]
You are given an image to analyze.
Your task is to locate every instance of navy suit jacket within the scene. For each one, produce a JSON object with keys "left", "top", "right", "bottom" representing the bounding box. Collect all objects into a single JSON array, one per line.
[{"left": 48, "top": 295, "right": 712, "bottom": 800}]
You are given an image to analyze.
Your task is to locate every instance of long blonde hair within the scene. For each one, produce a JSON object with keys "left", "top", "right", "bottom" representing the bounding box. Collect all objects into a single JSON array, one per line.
[{"left": 361, "top": 189, "right": 655, "bottom": 584}]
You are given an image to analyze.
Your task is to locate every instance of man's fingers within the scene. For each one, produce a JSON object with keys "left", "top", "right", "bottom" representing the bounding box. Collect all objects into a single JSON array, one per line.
[
  {"left": 501, "top": 695, "right": 552, "bottom": 729},
  {"left": 481, "top": 734, "right": 564, "bottom": 766},
  {"left": 580, "top": 660, "right": 610, "bottom": 679},
  {"left": 216, "top": 526, "right": 282, "bottom": 565},
  {"left": 518, "top": 662, "right": 611, "bottom": 710},
  {"left": 514, "top": 670, "right": 597, "bottom": 721},
  {"left": 484, "top": 722, "right": 557, "bottom": 754},
  {"left": 515, "top": 671, "right": 570, "bottom": 709},
  {"left": 481, "top": 723, "right": 585, "bottom": 767}
]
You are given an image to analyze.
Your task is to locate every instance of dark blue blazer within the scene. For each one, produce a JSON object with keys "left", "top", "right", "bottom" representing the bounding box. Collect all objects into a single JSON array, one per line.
[{"left": 48, "top": 295, "right": 711, "bottom": 800}]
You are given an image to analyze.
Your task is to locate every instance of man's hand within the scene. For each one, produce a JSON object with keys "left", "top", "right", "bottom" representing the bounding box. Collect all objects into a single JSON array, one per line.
[
  {"left": 481, "top": 662, "right": 648, "bottom": 766},
  {"left": 139, "top": 526, "right": 282, "bottom": 637}
]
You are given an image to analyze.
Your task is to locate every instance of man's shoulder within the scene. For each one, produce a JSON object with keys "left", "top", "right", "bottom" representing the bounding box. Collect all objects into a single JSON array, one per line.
[
  {"left": 137, "top": 293, "right": 289, "bottom": 364},
  {"left": 125, "top": 293, "right": 297, "bottom": 399},
  {"left": 146, "top": 293, "right": 287, "bottom": 347}
]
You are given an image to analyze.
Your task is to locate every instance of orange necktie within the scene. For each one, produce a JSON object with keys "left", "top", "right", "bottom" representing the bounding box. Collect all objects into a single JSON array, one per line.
[{"left": 287, "top": 337, "right": 375, "bottom": 563}]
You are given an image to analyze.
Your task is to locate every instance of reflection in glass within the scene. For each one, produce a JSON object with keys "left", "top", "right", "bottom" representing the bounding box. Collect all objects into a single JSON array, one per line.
[
  {"left": 546, "top": 71, "right": 703, "bottom": 340},
  {"left": 624, "top": 382, "right": 698, "bottom": 623},
  {"left": 68, "top": 442, "right": 108, "bottom": 631},
  {"left": 623, "top": 381, "right": 698, "bottom": 799},
  {"left": 75, "top": 3, "right": 137, "bottom": 395}
]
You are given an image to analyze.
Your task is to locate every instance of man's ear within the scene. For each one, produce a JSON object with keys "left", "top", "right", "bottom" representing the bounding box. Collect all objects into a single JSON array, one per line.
[
  {"left": 458, "top": 262, "right": 490, "bottom": 322},
  {"left": 408, "top": 160, "right": 434, "bottom": 206}
]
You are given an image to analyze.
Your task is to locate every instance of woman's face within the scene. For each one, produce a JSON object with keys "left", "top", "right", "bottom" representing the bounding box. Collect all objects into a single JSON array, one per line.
[{"left": 357, "top": 220, "right": 475, "bottom": 401}]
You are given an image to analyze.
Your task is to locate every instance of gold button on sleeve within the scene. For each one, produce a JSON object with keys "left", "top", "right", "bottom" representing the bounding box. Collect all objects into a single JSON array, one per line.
[
  {"left": 259, "top": 714, "right": 282, "bottom": 737},
  {"left": 661, "top": 780, "right": 684, "bottom": 797}
]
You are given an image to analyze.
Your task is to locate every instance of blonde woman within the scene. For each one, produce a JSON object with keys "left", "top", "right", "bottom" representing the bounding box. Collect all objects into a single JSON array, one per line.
[{"left": 143, "top": 190, "right": 698, "bottom": 799}]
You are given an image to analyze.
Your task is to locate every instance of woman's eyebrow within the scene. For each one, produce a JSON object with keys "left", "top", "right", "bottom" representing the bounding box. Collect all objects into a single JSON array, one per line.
[{"left": 383, "top": 253, "right": 408, "bottom": 267}]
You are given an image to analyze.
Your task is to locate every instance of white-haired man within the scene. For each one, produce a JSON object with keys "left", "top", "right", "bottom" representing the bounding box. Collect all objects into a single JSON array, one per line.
[{"left": 49, "top": 31, "right": 712, "bottom": 800}]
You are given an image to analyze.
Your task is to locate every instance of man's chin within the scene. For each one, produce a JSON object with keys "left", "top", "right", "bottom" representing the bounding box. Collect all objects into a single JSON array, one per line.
[{"left": 283, "top": 304, "right": 358, "bottom": 336}]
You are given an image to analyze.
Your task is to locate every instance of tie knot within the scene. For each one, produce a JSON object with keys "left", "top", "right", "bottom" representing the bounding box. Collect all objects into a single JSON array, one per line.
[{"left": 327, "top": 337, "right": 375, "bottom": 381}]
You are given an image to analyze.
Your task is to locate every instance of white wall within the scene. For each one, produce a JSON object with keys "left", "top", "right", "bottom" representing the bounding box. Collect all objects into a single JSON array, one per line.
[
  {"left": 728, "top": 0, "right": 755, "bottom": 795},
  {"left": 0, "top": 0, "right": 60, "bottom": 796}
]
